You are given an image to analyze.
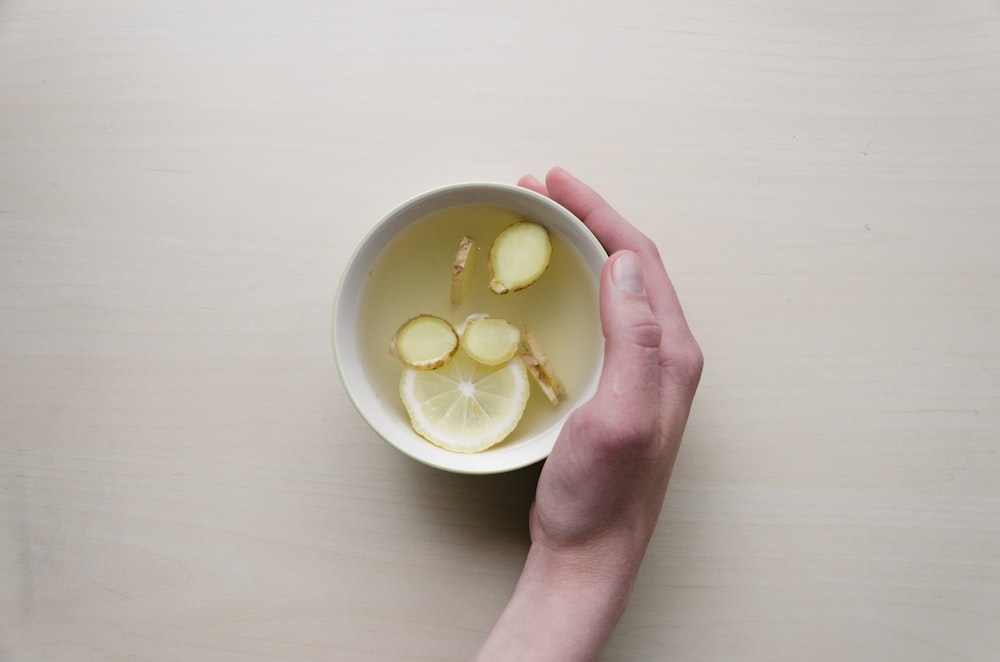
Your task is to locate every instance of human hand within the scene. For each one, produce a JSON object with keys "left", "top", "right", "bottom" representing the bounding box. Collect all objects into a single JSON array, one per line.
[
  {"left": 473, "top": 167, "right": 702, "bottom": 661},
  {"left": 523, "top": 166, "right": 703, "bottom": 573}
]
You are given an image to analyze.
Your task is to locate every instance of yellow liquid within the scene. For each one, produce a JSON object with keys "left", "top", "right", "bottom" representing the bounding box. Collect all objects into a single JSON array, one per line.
[{"left": 358, "top": 204, "right": 603, "bottom": 447}]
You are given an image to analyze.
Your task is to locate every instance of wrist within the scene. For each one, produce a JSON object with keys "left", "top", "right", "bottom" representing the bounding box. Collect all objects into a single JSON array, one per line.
[
  {"left": 525, "top": 537, "right": 640, "bottom": 611},
  {"left": 472, "top": 541, "right": 639, "bottom": 662}
]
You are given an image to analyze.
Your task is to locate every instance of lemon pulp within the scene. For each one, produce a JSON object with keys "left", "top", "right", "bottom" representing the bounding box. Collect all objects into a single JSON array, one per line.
[{"left": 399, "top": 349, "right": 529, "bottom": 453}]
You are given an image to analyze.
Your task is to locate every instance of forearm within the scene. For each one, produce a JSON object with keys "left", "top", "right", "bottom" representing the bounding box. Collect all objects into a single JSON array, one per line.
[{"left": 471, "top": 541, "right": 639, "bottom": 662}]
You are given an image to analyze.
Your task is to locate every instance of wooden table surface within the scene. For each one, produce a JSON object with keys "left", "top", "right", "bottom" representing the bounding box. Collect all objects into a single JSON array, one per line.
[{"left": 2, "top": 1, "right": 998, "bottom": 660}]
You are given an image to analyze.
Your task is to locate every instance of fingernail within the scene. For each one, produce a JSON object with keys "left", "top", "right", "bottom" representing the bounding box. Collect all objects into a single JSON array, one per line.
[{"left": 612, "top": 251, "right": 645, "bottom": 295}]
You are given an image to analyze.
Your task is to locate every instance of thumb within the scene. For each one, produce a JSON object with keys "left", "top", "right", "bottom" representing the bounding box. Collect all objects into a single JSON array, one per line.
[{"left": 596, "top": 251, "right": 663, "bottom": 405}]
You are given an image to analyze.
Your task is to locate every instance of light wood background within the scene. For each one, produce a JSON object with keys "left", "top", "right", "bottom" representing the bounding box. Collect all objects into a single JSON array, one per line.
[{"left": 2, "top": 1, "right": 998, "bottom": 660}]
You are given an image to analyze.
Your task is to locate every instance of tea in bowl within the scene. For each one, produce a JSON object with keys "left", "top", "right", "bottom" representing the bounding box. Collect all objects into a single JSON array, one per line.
[{"left": 333, "top": 182, "right": 606, "bottom": 474}]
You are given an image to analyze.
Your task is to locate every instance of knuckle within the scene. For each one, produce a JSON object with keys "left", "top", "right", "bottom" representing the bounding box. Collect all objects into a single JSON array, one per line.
[
  {"left": 602, "top": 409, "right": 658, "bottom": 456},
  {"left": 678, "top": 339, "right": 704, "bottom": 384},
  {"left": 637, "top": 235, "right": 661, "bottom": 262},
  {"left": 685, "top": 340, "right": 705, "bottom": 375},
  {"left": 631, "top": 316, "right": 663, "bottom": 350},
  {"left": 570, "top": 403, "right": 658, "bottom": 458},
  {"left": 664, "top": 337, "right": 704, "bottom": 386}
]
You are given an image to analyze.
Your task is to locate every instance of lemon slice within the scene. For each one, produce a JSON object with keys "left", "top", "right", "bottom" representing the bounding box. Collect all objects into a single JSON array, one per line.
[{"left": 399, "top": 349, "right": 530, "bottom": 453}]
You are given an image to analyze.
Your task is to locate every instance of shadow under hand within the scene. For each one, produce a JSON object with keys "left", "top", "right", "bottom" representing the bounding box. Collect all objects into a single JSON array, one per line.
[{"left": 404, "top": 457, "right": 543, "bottom": 552}]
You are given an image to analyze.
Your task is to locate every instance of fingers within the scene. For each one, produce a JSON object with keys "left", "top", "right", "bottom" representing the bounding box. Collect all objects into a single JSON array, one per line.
[
  {"left": 540, "top": 167, "right": 695, "bottom": 345},
  {"left": 564, "top": 250, "right": 663, "bottom": 459},
  {"left": 597, "top": 250, "right": 663, "bottom": 403},
  {"left": 544, "top": 167, "right": 650, "bottom": 257},
  {"left": 517, "top": 174, "right": 548, "bottom": 196}
]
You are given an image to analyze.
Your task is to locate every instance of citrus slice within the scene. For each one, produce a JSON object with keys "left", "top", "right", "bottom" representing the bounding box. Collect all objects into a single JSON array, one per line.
[
  {"left": 450, "top": 236, "right": 476, "bottom": 305},
  {"left": 390, "top": 315, "right": 459, "bottom": 370},
  {"left": 399, "top": 349, "right": 530, "bottom": 453},
  {"left": 489, "top": 221, "right": 552, "bottom": 294},
  {"left": 461, "top": 316, "right": 521, "bottom": 366}
]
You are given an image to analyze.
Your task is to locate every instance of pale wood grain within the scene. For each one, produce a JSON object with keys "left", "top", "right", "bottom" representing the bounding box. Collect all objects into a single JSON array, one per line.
[{"left": 2, "top": 1, "right": 999, "bottom": 660}]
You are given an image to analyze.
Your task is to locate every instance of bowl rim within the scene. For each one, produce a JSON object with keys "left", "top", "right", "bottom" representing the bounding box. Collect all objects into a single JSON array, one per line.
[{"left": 333, "top": 181, "right": 607, "bottom": 474}]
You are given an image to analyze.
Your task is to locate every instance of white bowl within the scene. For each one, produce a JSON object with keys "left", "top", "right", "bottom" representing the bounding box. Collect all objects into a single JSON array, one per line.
[{"left": 333, "top": 182, "right": 607, "bottom": 474}]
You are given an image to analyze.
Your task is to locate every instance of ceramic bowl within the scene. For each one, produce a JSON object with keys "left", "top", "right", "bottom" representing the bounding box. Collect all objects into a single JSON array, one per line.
[{"left": 333, "top": 182, "right": 606, "bottom": 474}]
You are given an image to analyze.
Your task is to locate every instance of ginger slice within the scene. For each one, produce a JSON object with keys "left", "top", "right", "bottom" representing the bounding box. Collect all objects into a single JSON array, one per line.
[
  {"left": 488, "top": 221, "right": 552, "bottom": 294},
  {"left": 450, "top": 236, "right": 476, "bottom": 305},
  {"left": 456, "top": 312, "right": 490, "bottom": 335},
  {"left": 390, "top": 315, "right": 459, "bottom": 370},
  {"left": 461, "top": 317, "right": 521, "bottom": 366},
  {"left": 519, "top": 325, "right": 567, "bottom": 406}
]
